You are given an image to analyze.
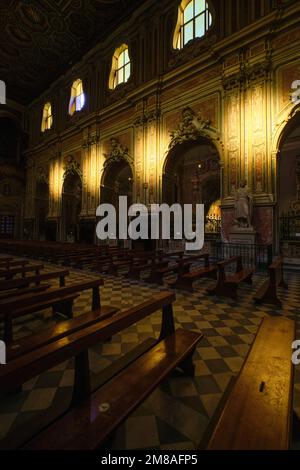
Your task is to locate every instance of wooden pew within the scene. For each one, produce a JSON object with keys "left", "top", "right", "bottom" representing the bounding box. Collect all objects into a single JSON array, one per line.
[
  {"left": 128, "top": 259, "right": 166, "bottom": 280},
  {"left": 207, "top": 256, "right": 253, "bottom": 300},
  {"left": 204, "top": 316, "right": 295, "bottom": 450},
  {"left": 0, "top": 256, "right": 13, "bottom": 263},
  {"left": 145, "top": 254, "right": 204, "bottom": 286},
  {"left": 0, "top": 259, "right": 29, "bottom": 270},
  {"left": 0, "top": 284, "right": 51, "bottom": 301},
  {"left": 27, "top": 330, "right": 201, "bottom": 450},
  {"left": 90, "top": 255, "right": 113, "bottom": 273},
  {"left": 172, "top": 254, "right": 218, "bottom": 291},
  {"left": 0, "top": 278, "right": 104, "bottom": 343},
  {"left": 0, "top": 269, "right": 69, "bottom": 292},
  {"left": 72, "top": 253, "right": 99, "bottom": 269},
  {"left": 254, "top": 257, "right": 288, "bottom": 307},
  {"left": 127, "top": 251, "right": 165, "bottom": 280},
  {"left": 0, "top": 292, "right": 203, "bottom": 450},
  {"left": 106, "top": 250, "right": 147, "bottom": 276},
  {"left": 7, "top": 305, "right": 119, "bottom": 361},
  {"left": 0, "top": 264, "right": 44, "bottom": 280},
  {"left": 107, "top": 255, "right": 134, "bottom": 276}
]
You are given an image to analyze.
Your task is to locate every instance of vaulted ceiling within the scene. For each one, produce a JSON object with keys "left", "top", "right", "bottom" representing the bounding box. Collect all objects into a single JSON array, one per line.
[{"left": 0, "top": 0, "right": 147, "bottom": 105}]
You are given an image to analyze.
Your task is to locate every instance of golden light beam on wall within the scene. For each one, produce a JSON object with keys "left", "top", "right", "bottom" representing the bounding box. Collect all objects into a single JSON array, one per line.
[{"left": 49, "top": 159, "right": 64, "bottom": 217}]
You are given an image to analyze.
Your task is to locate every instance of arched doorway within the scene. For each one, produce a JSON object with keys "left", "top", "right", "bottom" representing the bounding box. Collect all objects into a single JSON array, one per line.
[
  {"left": 61, "top": 171, "right": 82, "bottom": 242},
  {"left": 100, "top": 158, "right": 133, "bottom": 247},
  {"left": 278, "top": 111, "right": 300, "bottom": 262},
  {"left": 101, "top": 159, "right": 133, "bottom": 207},
  {"left": 35, "top": 181, "right": 49, "bottom": 240},
  {"left": 162, "top": 138, "right": 221, "bottom": 238}
]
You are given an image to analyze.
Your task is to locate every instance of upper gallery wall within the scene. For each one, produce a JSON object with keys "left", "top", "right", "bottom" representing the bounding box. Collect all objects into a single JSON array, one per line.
[{"left": 25, "top": 0, "right": 297, "bottom": 146}]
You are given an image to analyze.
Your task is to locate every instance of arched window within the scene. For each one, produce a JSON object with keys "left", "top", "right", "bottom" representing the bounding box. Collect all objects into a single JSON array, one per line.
[
  {"left": 174, "top": 0, "right": 212, "bottom": 49},
  {"left": 41, "top": 102, "right": 53, "bottom": 132},
  {"left": 109, "top": 45, "right": 131, "bottom": 90},
  {"left": 69, "top": 79, "right": 85, "bottom": 116}
]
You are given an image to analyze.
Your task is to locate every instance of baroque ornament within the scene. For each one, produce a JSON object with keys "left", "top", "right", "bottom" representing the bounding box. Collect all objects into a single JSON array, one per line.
[
  {"left": 63, "top": 155, "right": 82, "bottom": 180},
  {"left": 103, "top": 138, "right": 132, "bottom": 168},
  {"left": 36, "top": 166, "right": 49, "bottom": 184},
  {"left": 169, "top": 107, "right": 211, "bottom": 150}
]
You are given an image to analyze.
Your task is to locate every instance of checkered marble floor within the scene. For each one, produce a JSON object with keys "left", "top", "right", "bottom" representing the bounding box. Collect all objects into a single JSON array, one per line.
[{"left": 0, "top": 261, "right": 300, "bottom": 450}]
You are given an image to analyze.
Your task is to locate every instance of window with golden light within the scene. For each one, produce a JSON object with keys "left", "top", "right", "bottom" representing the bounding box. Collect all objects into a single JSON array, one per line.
[
  {"left": 69, "top": 79, "right": 85, "bottom": 116},
  {"left": 109, "top": 45, "right": 131, "bottom": 90},
  {"left": 173, "top": 0, "right": 212, "bottom": 49},
  {"left": 41, "top": 102, "right": 53, "bottom": 132}
]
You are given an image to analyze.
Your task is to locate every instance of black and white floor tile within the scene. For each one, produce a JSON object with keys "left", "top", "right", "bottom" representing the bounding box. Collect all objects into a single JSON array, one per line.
[{"left": 0, "top": 261, "right": 299, "bottom": 450}]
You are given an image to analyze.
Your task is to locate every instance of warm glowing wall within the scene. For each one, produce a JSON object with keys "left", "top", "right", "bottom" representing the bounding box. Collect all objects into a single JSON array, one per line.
[{"left": 23, "top": 0, "right": 300, "bottom": 244}]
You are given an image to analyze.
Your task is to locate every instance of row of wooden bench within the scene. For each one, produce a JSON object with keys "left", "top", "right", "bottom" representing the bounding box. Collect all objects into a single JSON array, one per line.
[
  {"left": 0, "top": 252, "right": 296, "bottom": 449},
  {"left": 0, "top": 251, "right": 289, "bottom": 308},
  {"left": 0, "top": 290, "right": 204, "bottom": 450},
  {"left": 0, "top": 257, "right": 112, "bottom": 343},
  {"left": 126, "top": 252, "right": 288, "bottom": 308},
  {"left": 0, "top": 240, "right": 123, "bottom": 271},
  {"left": 0, "top": 254, "right": 204, "bottom": 447},
  {"left": 0, "top": 292, "right": 295, "bottom": 450}
]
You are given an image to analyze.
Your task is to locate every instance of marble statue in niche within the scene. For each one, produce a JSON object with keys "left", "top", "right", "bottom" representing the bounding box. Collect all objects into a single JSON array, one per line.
[{"left": 234, "top": 180, "right": 253, "bottom": 229}]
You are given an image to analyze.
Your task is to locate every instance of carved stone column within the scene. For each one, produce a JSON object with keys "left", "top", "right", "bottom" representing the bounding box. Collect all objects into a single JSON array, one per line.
[
  {"left": 134, "top": 109, "right": 145, "bottom": 204},
  {"left": 48, "top": 154, "right": 63, "bottom": 219},
  {"left": 145, "top": 109, "right": 161, "bottom": 205},
  {"left": 222, "top": 76, "right": 242, "bottom": 199},
  {"left": 81, "top": 130, "right": 100, "bottom": 218}
]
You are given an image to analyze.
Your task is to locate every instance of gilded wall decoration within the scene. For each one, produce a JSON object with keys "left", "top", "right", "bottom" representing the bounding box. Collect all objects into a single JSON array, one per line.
[
  {"left": 134, "top": 118, "right": 144, "bottom": 203},
  {"left": 278, "top": 61, "right": 300, "bottom": 110},
  {"left": 192, "top": 96, "right": 219, "bottom": 130},
  {"left": 62, "top": 155, "right": 82, "bottom": 180},
  {"left": 36, "top": 166, "right": 49, "bottom": 184},
  {"left": 168, "top": 35, "right": 218, "bottom": 70},
  {"left": 168, "top": 107, "right": 211, "bottom": 150},
  {"left": 103, "top": 138, "right": 133, "bottom": 169},
  {"left": 18, "top": 0, "right": 300, "bottom": 248},
  {"left": 250, "top": 85, "right": 266, "bottom": 193},
  {"left": 226, "top": 93, "right": 240, "bottom": 194}
]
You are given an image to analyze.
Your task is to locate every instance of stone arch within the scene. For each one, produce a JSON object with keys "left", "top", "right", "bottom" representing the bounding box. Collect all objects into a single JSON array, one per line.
[
  {"left": 161, "top": 108, "right": 222, "bottom": 226},
  {"left": 274, "top": 104, "right": 300, "bottom": 259},
  {"left": 271, "top": 101, "right": 300, "bottom": 156},
  {"left": 100, "top": 157, "right": 134, "bottom": 207},
  {"left": 62, "top": 154, "right": 83, "bottom": 184},
  {"left": 61, "top": 169, "right": 82, "bottom": 243},
  {"left": 161, "top": 106, "right": 224, "bottom": 178},
  {"left": 100, "top": 137, "right": 134, "bottom": 207},
  {"left": 162, "top": 136, "right": 221, "bottom": 214}
]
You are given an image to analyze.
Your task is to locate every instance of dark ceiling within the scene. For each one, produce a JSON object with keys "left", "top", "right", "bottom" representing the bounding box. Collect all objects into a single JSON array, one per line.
[{"left": 0, "top": 0, "right": 147, "bottom": 105}]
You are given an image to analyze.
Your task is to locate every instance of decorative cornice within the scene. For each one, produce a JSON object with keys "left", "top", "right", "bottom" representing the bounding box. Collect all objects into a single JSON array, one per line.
[
  {"left": 222, "top": 58, "right": 272, "bottom": 90},
  {"left": 82, "top": 133, "right": 100, "bottom": 149},
  {"left": 106, "top": 80, "right": 136, "bottom": 105},
  {"left": 168, "top": 35, "right": 218, "bottom": 70}
]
